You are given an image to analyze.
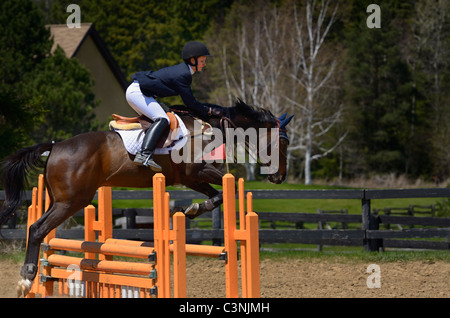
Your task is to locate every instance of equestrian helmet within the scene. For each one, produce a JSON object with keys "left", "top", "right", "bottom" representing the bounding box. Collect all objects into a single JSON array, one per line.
[{"left": 182, "top": 41, "right": 212, "bottom": 60}]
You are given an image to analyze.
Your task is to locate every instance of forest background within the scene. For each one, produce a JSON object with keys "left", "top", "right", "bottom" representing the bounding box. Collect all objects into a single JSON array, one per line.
[{"left": 1, "top": 0, "right": 449, "bottom": 186}]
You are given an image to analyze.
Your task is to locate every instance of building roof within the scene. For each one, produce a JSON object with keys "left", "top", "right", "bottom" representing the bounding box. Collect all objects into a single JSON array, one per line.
[{"left": 47, "top": 23, "right": 127, "bottom": 90}]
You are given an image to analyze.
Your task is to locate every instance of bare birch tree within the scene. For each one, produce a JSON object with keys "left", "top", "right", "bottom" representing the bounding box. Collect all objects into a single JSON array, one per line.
[
  {"left": 218, "top": 2, "right": 287, "bottom": 116},
  {"left": 215, "top": 2, "right": 288, "bottom": 179},
  {"left": 208, "top": 0, "right": 346, "bottom": 183},
  {"left": 285, "top": 0, "right": 347, "bottom": 184}
]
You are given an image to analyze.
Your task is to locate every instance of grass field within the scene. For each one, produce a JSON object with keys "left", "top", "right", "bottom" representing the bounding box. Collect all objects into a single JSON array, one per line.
[
  {"left": 1, "top": 239, "right": 449, "bottom": 265},
  {"left": 109, "top": 180, "right": 446, "bottom": 215},
  {"left": 104, "top": 180, "right": 449, "bottom": 254},
  {"left": 3, "top": 179, "right": 447, "bottom": 263}
]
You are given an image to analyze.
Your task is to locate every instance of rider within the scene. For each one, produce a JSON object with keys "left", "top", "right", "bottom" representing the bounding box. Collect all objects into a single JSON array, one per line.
[{"left": 126, "top": 41, "right": 222, "bottom": 171}]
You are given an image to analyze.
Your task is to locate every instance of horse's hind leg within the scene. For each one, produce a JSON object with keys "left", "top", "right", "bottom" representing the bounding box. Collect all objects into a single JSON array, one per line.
[
  {"left": 17, "top": 131, "right": 111, "bottom": 296},
  {"left": 17, "top": 200, "right": 90, "bottom": 297}
]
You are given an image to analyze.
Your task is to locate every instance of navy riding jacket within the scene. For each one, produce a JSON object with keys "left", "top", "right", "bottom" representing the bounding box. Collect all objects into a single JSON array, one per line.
[{"left": 131, "top": 62, "right": 208, "bottom": 118}]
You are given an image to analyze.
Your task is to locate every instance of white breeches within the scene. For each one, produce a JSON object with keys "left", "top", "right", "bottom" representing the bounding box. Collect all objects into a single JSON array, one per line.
[{"left": 125, "top": 81, "right": 170, "bottom": 123}]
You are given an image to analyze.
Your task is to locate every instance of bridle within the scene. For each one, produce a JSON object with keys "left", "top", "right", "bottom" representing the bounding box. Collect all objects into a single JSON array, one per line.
[
  {"left": 219, "top": 113, "right": 289, "bottom": 168},
  {"left": 170, "top": 107, "right": 289, "bottom": 169}
]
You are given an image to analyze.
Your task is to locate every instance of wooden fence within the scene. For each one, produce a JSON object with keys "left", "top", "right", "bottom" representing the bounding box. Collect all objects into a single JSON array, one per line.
[{"left": 1, "top": 188, "right": 450, "bottom": 251}]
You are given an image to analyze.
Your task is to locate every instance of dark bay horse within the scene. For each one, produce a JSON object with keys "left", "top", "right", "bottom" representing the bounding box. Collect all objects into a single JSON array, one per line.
[{"left": 0, "top": 99, "right": 293, "bottom": 296}]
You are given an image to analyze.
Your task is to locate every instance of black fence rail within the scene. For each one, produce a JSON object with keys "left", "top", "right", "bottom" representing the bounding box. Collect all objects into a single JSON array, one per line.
[{"left": 1, "top": 188, "right": 450, "bottom": 251}]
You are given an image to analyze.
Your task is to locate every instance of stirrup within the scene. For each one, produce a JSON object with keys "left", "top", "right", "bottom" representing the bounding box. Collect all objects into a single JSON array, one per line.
[
  {"left": 143, "top": 157, "right": 162, "bottom": 172},
  {"left": 134, "top": 153, "right": 162, "bottom": 172},
  {"left": 133, "top": 153, "right": 148, "bottom": 166}
]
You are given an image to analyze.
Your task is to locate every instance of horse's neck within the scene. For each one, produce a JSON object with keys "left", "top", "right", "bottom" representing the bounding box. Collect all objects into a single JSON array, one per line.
[
  {"left": 227, "top": 114, "right": 264, "bottom": 131},
  {"left": 179, "top": 112, "right": 265, "bottom": 132}
]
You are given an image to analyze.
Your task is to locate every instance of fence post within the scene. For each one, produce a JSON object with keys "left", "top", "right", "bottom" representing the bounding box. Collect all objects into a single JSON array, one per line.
[
  {"left": 238, "top": 178, "right": 248, "bottom": 297},
  {"left": 84, "top": 205, "right": 96, "bottom": 259},
  {"left": 245, "top": 193, "right": 260, "bottom": 298},
  {"left": 97, "top": 187, "right": 113, "bottom": 245},
  {"left": 153, "top": 173, "right": 171, "bottom": 298},
  {"left": 223, "top": 173, "right": 239, "bottom": 298},
  {"left": 124, "top": 208, "right": 137, "bottom": 229},
  {"left": 42, "top": 189, "right": 55, "bottom": 297},
  {"left": 172, "top": 212, "right": 186, "bottom": 298},
  {"left": 212, "top": 206, "right": 222, "bottom": 246},
  {"left": 372, "top": 215, "right": 383, "bottom": 251},
  {"left": 362, "top": 196, "right": 381, "bottom": 252},
  {"left": 362, "top": 197, "right": 373, "bottom": 251}
]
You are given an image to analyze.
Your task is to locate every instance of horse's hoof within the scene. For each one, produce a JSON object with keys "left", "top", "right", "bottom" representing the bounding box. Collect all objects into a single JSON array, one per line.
[
  {"left": 184, "top": 203, "right": 199, "bottom": 218},
  {"left": 169, "top": 208, "right": 184, "bottom": 218},
  {"left": 17, "top": 278, "right": 32, "bottom": 297}
]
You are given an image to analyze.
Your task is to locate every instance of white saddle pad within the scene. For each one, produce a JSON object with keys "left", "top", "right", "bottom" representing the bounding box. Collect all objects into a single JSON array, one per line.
[{"left": 113, "top": 113, "right": 189, "bottom": 155}]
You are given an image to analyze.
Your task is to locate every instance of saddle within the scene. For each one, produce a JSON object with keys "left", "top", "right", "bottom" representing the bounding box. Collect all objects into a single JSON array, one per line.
[{"left": 109, "top": 112, "right": 179, "bottom": 132}]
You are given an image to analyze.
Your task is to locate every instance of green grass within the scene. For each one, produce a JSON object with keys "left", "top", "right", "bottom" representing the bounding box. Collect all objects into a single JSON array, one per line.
[
  {"left": 5, "top": 179, "right": 447, "bottom": 264},
  {"left": 1, "top": 239, "right": 448, "bottom": 264},
  {"left": 253, "top": 197, "right": 441, "bottom": 214},
  {"left": 0, "top": 240, "right": 26, "bottom": 263},
  {"left": 109, "top": 180, "right": 445, "bottom": 214}
]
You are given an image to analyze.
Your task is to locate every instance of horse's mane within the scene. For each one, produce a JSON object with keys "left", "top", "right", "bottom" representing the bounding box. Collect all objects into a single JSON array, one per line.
[
  {"left": 230, "top": 99, "right": 276, "bottom": 124},
  {"left": 169, "top": 99, "right": 276, "bottom": 124}
]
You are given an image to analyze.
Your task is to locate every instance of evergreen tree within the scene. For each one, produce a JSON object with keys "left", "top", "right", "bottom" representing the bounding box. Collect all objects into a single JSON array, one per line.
[
  {"left": 43, "top": 0, "right": 233, "bottom": 77},
  {"left": 0, "top": 0, "right": 51, "bottom": 160},
  {"left": 25, "top": 46, "right": 99, "bottom": 142},
  {"left": 0, "top": 0, "right": 98, "bottom": 163},
  {"left": 343, "top": 0, "right": 418, "bottom": 176},
  {"left": 407, "top": 0, "right": 450, "bottom": 179},
  {"left": 39, "top": 0, "right": 233, "bottom": 108}
]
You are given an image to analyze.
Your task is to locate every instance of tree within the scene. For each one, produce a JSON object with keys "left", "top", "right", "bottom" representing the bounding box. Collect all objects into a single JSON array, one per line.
[
  {"left": 0, "top": 0, "right": 51, "bottom": 160},
  {"left": 406, "top": 0, "right": 450, "bottom": 178},
  {"left": 343, "top": 0, "right": 416, "bottom": 177},
  {"left": 205, "top": 0, "right": 346, "bottom": 183},
  {"left": 25, "top": 46, "right": 99, "bottom": 142},
  {"left": 33, "top": 0, "right": 448, "bottom": 182},
  {"left": 285, "top": 0, "right": 347, "bottom": 185},
  {"left": 0, "top": 0, "right": 99, "bottom": 163},
  {"left": 205, "top": 1, "right": 291, "bottom": 179},
  {"left": 42, "top": 0, "right": 233, "bottom": 77}
]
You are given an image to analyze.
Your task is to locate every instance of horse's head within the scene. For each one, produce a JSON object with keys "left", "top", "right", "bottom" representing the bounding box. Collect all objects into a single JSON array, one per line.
[
  {"left": 267, "top": 112, "right": 294, "bottom": 184},
  {"left": 228, "top": 99, "right": 294, "bottom": 184}
]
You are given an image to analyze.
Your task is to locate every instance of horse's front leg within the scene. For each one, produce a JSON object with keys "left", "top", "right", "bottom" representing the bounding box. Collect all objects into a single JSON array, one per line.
[
  {"left": 178, "top": 183, "right": 222, "bottom": 219},
  {"left": 180, "top": 163, "right": 225, "bottom": 219}
]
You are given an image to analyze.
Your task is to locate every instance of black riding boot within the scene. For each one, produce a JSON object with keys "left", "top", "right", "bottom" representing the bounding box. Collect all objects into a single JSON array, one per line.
[{"left": 134, "top": 117, "right": 169, "bottom": 171}]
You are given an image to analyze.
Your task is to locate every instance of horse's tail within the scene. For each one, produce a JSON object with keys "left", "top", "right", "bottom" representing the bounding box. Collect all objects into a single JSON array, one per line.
[{"left": 0, "top": 142, "right": 54, "bottom": 226}]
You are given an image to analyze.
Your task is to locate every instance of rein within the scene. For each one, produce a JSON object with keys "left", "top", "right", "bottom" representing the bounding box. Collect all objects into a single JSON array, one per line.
[
  {"left": 171, "top": 107, "right": 289, "bottom": 170},
  {"left": 220, "top": 114, "right": 288, "bottom": 170}
]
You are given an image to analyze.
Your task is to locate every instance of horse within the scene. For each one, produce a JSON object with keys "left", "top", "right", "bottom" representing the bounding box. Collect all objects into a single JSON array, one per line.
[{"left": 0, "top": 99, "right": 293, "bottom": 297}]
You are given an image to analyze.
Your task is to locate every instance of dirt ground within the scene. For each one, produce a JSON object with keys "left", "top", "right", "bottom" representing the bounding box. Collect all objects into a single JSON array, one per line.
[{"left": 0, "top": 256, "right": 448, "bottom": 298}]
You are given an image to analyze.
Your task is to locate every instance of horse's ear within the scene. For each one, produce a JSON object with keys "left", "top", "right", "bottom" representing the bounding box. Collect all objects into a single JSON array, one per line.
[
  {"left": 278, "top": 113, "right": 287, "bottom": 121},
  {"left": 235, "top": 97, "right": 245, "bottom": 107},
  {"left": 280, "top": 114, "right": 294, "bottom": 127}
]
